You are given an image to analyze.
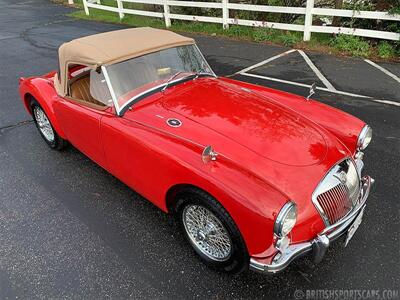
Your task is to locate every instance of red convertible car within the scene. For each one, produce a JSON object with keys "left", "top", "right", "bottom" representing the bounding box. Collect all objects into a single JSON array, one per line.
[{"left": 19, "top": 27, "right": 373, "bottom": 274}]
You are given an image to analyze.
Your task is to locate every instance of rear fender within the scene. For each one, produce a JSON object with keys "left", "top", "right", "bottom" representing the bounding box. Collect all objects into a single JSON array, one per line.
[{"left": 19, "top": 76, "right": 67, "bottom": 139}]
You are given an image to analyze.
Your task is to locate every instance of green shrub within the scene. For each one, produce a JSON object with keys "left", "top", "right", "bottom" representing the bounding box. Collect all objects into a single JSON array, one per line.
[
  {"left": 377, "top": 41, "right": 396, "bottom": 58},
  {"left": 226, "top": 25, "right": 253, "bottom": 38},
  {"left": 330, "top": 34, "right": 371, "bottom": 57},
  {"left": 277, "top": 33, "right": 301, "bottom": 47},
  {"left": 253, "top": 28, "right": 274, "bottom": 42}
]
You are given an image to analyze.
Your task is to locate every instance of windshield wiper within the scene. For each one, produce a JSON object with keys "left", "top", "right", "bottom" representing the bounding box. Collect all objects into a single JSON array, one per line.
[
  {"left": 161, "top": 71, "right": 215, "bottom": 92},
  {"left": 194, "top": 71, "right": 216, "bottom": 79},
  {"left": 161, "top": 71, "right": 186, "bottom": 92}
]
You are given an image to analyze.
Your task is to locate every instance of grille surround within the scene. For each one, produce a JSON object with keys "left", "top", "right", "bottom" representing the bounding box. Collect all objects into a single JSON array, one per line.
[{"left": 312, "top": 158, "right": 361, "bottom": 226}]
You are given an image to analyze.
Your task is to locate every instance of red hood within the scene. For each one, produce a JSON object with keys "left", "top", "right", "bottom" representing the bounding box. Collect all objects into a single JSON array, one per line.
[
  {"left": 161, "top": 78, "right": 328, "bottom": 167},
  {"left": 122, "top": 78, "right": 350, "bottom": 241},
  {"left": 123, "top": 77, "right": 350, "bottom": 197}
]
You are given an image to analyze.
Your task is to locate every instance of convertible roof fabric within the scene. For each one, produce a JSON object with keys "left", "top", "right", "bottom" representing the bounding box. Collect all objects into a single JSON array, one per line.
[{"left": 54, "top": 27, "right": 194, "bottom": 96}]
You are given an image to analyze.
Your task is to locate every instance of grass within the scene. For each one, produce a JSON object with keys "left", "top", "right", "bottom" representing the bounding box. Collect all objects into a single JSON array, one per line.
[
  {"left": 60, "top": 0, "right": 399, "bottom": 61},
  {"left": 377, "top": 41, "right": 397, "bottom": 58},
  {"left": 330, "top": 35, "right": 371, "bottom": 57}
]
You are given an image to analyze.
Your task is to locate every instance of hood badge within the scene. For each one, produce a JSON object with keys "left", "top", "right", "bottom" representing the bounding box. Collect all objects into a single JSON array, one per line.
[
  {"left": 167, "top": 118, "right": 182, "bottom": 128},
  {"left": 202, "top": 145, "right": 218, "bottom": 163}
]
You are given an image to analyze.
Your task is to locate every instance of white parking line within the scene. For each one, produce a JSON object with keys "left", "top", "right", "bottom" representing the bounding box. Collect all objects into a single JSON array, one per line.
[
  {"left": 232, "top": 50, "right": 399, "bottom": 107},
  {"left": 241, "top": 72, "right": 370, "bottom": 98},
  {"left": 373, "top": 99, "right": 400, "bottom": 107},
  {"left": 364, "top": 59, "right": 400, "bottom": 84},
  {"left": 297, "top": 50, "right": 337, "bottom": 91},
  {"left": 235, "top": 49, "right": 297, "bottom": 74},
  {"left": 240, "top": 72, "right": 400, "bottom": 107}
]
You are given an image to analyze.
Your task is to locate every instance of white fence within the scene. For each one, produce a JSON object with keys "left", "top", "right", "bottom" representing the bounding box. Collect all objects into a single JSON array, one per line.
[{"left": 80, "top": 0, "right": 400, "bottom": 41}]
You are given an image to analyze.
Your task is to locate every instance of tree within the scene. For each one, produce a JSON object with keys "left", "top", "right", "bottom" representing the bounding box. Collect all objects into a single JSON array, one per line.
[{"left": 332, "top": 0, "right": 343, "bottom": 26}]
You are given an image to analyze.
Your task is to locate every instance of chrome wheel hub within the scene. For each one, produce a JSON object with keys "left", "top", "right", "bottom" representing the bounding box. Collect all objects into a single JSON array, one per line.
[
  {"left": 183, "top": 205, "right": 232, "bottom": 261},
  {"left": 34, "top": 106, "right": 54, "bottom": 142}
]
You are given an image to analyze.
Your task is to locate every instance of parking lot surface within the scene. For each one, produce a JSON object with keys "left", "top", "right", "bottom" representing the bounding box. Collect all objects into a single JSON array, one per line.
[{"left": 0, "top": 0, "right": 399, "bottom": 299}]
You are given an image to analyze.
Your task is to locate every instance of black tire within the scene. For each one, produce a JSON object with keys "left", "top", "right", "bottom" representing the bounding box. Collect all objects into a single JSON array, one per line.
[
  {"left": 175, "top": 187, "right": 249, "bottom": 274},
  {"left": 31, "top": 99, "right": 67, "bottom": 150}
]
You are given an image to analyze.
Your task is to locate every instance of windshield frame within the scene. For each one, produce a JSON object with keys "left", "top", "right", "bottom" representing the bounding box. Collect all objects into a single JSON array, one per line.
[{"left": 101, "top": 44, "right": 216, "bottom": 116}]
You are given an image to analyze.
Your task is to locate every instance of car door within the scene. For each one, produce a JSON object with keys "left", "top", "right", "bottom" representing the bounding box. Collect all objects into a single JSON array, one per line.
[
  {"left": 53, "top": 65, "right": 114, "bottom": 169},
  {"left": 99, "top": 111, "right": 172, "bottom": 209}
]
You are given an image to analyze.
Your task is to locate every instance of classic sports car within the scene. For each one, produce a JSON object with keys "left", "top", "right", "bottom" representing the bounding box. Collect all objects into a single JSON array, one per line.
[{"left": 19, "top": 27, "right": 374, "bottom": 274}]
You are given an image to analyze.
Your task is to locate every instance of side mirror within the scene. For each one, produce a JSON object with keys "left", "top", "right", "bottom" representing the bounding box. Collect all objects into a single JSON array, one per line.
[{"left": 307, "top": 83, "right": 316, "bottom": 100}]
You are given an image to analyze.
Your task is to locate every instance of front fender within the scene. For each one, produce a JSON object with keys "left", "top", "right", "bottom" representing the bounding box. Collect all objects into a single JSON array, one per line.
[
  {"left": 166, "top": 154, "right": 290, "bottom": 258},
  {"left": 101, "top": 115, "right": 288, "bottom": 258}
]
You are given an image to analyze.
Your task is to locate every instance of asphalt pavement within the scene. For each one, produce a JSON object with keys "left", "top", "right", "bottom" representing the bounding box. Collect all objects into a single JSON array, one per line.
[{"left": 0, "top": 0, "right": 399, "bottom": 299}]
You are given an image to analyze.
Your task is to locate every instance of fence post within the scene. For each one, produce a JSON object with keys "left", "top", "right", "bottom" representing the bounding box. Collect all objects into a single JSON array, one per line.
[
  {"left": 117, "top": 0, "right": 125, "bottom": 19},
  {"left": 303, "top": 0, "right": 314, "bottom": 41},
  {"left": 164, "top": 0, "right": 171, "bottom": 28},
  {"left": 117, "top": 0, "right": 125, "bottom": 20},
  {"left": 222, "top": 0, "right": 229, "bottom": 29},
  {"left": 82, "top": 0, "right": 89, "bottom": 15}
]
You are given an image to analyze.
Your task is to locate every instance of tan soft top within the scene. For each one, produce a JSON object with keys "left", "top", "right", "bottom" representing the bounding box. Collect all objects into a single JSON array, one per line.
[{"left": 54, "top": 27, "right": 195, "bottom": 96}]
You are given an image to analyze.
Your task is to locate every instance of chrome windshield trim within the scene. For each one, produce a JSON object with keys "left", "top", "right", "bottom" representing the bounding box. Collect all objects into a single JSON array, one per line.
[
  {"left": 101, "top": 66, "right": 120, "bottom": 114},
  {"left": 102, "top": 44, "right": 216, "bottom": 116},
  {"left": 118, "top": 77, "right": 183, "bottom": 115},
  {"left": 195, "top": 44, "right": 216, "bottom": 77},
  {"left": 117, "top": 72, "right": 216, "bottom": 116}
]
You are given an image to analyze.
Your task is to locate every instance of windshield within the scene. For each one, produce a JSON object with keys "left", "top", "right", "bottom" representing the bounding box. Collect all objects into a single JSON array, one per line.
[{"left": 104, "top": 45, "right": 214, "bottom": 112}]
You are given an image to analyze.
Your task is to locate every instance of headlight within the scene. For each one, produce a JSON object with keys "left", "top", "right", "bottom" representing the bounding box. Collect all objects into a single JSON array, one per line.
[
  {"left": 357, "top": 125, "right": 372, "bottom": 150},
  {"left": 274, "top": 201, "right": 297, "bottom": 237}
]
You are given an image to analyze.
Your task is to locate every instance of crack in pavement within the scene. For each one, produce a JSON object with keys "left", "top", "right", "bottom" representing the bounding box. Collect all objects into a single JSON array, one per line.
[
  {"left": 19, "top": 18, "right": 75, "bottom": 51},
  {"left": 0, "top": 34, "right": 20, "bottom": 41},
  {"left": 0, "top": 120, "right": 33, "bottom": 133}
]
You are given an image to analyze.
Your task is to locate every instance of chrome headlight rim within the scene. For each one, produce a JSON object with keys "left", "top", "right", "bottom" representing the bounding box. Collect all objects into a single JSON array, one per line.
[
  {"left": 345, "top": 159, "right": 361, "bottom": 201},
  {"left": 357, "top": 125, "right": 372, "bottom": 150},
  {"left": 274, "top": 201, "right": 297, "bottom": 238}
]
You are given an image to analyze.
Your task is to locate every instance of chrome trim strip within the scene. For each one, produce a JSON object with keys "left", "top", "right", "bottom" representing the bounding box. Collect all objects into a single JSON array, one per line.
[
  {"left": 101, "top": 66, "right": 121, "bottom": 114},
  {"left": 250, "top": 175, "right": 373, "bottom": 274}
]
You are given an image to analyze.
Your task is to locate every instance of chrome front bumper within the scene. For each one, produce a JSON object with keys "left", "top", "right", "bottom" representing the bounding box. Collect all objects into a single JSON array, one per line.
[{"left": 250, "top": 175, "right": 374, "bottom": 274}]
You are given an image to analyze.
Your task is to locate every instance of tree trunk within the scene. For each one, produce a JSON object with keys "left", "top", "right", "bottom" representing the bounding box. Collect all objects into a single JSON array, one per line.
[{"left": 332, "top": 0, "right": 343, "bottom": 27}]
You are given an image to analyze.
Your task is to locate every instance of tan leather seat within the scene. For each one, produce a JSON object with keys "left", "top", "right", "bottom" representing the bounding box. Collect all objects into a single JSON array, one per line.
[{"left": 70, "top": 76, "right": 105, "bottom": 107}]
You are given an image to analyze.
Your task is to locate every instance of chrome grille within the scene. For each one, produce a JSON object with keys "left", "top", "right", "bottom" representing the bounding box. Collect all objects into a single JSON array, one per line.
[
  {"left": 316, "top": 183, "right": 352, "bottom": 224},
  {"left": 312, "top": 158, "right": 361, "bottom": 226}
]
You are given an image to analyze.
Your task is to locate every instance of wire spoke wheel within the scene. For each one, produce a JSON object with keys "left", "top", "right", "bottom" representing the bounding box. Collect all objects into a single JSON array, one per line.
[
  {"left": 33, "top": 106, "right": 54, "bottom": 142},
  {"left": 183, "top": 204, "right": 232, "bottom": 261}
]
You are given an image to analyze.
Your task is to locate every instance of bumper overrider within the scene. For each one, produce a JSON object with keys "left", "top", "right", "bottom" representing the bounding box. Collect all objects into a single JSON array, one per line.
[{"left": 250, "top": 175, "right": 374, "bottom": 273}]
